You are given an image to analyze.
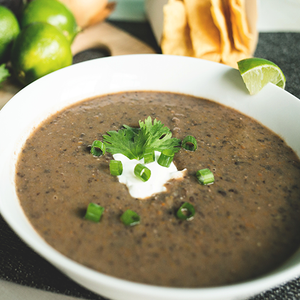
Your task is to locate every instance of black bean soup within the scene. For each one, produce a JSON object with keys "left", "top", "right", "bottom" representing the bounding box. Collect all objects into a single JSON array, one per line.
[{"left": 16, "top": 91, "right": 300, "bottom": 287}]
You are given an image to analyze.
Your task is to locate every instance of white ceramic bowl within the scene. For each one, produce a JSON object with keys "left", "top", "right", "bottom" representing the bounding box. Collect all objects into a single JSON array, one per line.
[{"left": 1, "top": 54, "right": 300, "bottom": 300}]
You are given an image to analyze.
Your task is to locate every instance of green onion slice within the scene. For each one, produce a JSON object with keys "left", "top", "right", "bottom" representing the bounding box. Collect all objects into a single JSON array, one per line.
[
  {"left": 84, "top": 203, "right": 104, "bottom": 222},
  {"left": 143, "top": 150, "right": 155, "bottom": 164},
  {"left": 196, "top": 168, "right": 215, "bottom": 185},
  {"left": 91, "top": 140, "right": 106, "bottom": 156},
  {"left": 134, "top": 164, "right": 151, "bottom": 182},
  {"left": 120, "top": 209, "right": 140, "bottom": 226},
  {"left": 176, "top": 202, "right": 195, "bottom": 221},
  {"left": 158, "top": 149, "right": 174, "bottom": 167},
  {"left": 182, "top": 135, "right": 197, "bottom": 151},
  {"left": 109, "top": 160, "right": 123, "bottom": 176}
]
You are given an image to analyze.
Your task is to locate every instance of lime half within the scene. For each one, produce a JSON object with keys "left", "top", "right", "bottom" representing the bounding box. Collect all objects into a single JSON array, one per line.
[{"left": 237, "top": 58, "right": 286, "bottom": 95}]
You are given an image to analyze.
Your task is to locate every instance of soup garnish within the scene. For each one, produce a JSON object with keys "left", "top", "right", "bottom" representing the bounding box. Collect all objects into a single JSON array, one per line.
[
  {"left": 84, "top": 202, "right": 104, "bottom": 222},
  {"left": 120, "top": 209, "right": 141, "bottom": 226},
  {"left": 91, "top": 116, "right": 200, "bottom": 199},
  {"left": 101, "top": 116, "right": 181, "bottom": 160}
]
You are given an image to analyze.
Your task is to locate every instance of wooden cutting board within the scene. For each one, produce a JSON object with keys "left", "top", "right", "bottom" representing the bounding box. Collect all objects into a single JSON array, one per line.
[{"left": 0, "top": 22, "right": 156, "bottom": 109}]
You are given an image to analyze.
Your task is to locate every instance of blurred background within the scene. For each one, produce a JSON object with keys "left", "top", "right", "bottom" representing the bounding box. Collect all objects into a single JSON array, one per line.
[{"left": 107, "top": 0, "right": 300, "bottom": 34}]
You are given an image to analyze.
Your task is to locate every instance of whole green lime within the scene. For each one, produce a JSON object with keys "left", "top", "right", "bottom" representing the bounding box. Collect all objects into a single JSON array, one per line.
[
  {"left": 0, "top": 5, "right": 20, "bottom": 64},
  {"left": 11, "top": 22, "right": 73, "bottom": 86},
  {"left": 20, "top": 0, "right": 79, "bottom": 44}
]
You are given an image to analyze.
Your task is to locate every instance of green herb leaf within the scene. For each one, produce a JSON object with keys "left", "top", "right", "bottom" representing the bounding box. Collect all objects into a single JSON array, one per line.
[
  {"left": 140, "top": 116, "right": 181, "bottom": 154},
  {"left": 176, "top": 202, "right": 195, "bottom": 221},
  {"left": 103, "top": 128, "right": 139, "bottom": 159},
  {"left": 134, "top": 163, "right": 151, "bottom": 182},
  {"left": 0, "top": 64, "right": 10, "bottom": 85},
  {"left": 120, "top": 209, "right": 140, "bottom": 226},
  {"left": 84, "top": 203, "right": 104, "bottom": 222},
  {"left": 103, "top": 116, "right": 181, "bottom": 160},
  {"left": 109, "top": 160, "right": 123, "bottom": 176},
  {"left": 196, "top": 168, "right": 215, "bottom": 185},
  {"left": 143, "top": 149, "right": 155, "bottom": 164},
  {"left": 182, "top": 135, "right": 197, "bottom": 151},
  {"left": 91, "top": 140, "right": 106, "bottom": 156},
  {"left": 157, "top": 149, "right": 174, "bottom": 168}
]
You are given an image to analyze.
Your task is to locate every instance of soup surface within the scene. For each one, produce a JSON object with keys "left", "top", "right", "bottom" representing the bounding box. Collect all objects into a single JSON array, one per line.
[{"left": 16, "top": 91, "right": 300, "bottom": 287}]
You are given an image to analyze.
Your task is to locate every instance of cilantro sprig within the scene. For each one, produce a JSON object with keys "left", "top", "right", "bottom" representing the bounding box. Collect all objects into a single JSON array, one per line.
[{"left": 102, "top": 116, "right": 181, "bottom": 160}]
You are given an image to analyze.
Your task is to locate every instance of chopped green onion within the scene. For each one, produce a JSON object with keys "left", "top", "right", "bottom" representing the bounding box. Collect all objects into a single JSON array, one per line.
[
  {"left": 91, "top": 140, "right": 106, "bottom": 156},
  {"left": 196, "top": 168, "right": 215, "bottom": 185},
  {"left": 120, "top": 209, "right": 140, "bottom": 226},
  {"left": 109, "top": 160, "right": 123, "bottom": 176},
  {"left": 182, "top": 135, "right": 197, "bottom": 151},
  {"left": 176, "top": 202, "right": 195, "bottom": 221},
  {"left": 134, "top": 163, "right": 151, "bottom": 182},
  {"left": 84, "top": 203, "right": 104, "bottom": 222},
  {"left": 157, "top": 149, "right": 174, "bottom": 167},
  {"left": 143, "top": 150, "right": 155, "bottom": 164}
]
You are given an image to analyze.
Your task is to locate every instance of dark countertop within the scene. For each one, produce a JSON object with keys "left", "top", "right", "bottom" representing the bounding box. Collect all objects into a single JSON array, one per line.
[{"left": 1, "top": 20, "right": 300, "bottom": 300}]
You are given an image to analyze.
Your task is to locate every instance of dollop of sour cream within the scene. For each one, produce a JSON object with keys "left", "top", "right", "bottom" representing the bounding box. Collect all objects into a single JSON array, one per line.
[{"left": 113, "top": 151, "right": 186, "bottom": 199}]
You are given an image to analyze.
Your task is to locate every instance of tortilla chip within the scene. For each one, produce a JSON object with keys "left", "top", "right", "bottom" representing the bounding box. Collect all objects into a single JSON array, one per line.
[
  {"left": 161, "top": 0, "right": 193, "bottom": 57},
  {"left": 210, "top": 0, "right": 231, "bottom": 63},
  {"left": 229, "top": 0, "right": 253, "bottom": 54},
  {"left": 184, "top": 0, "right": 221, "bottom": 61},
  {"left": 210, "top": 0, "right": 250, "bottom": 67},
  {"left": 160, "top": 0, "right": 258, "bottom": 68}
]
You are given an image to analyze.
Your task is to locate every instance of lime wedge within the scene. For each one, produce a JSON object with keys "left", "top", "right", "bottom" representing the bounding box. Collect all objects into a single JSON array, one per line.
[{"left": 237, "top": 58, "right": 286, "bottom": 95}]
